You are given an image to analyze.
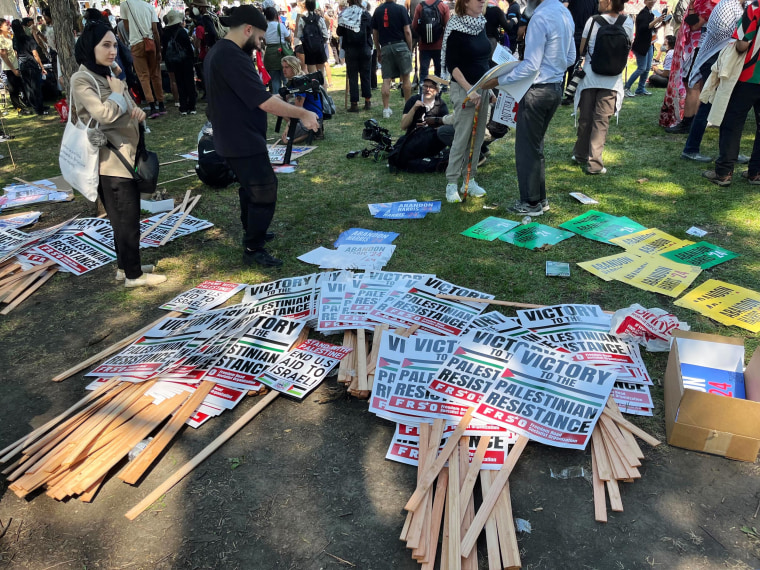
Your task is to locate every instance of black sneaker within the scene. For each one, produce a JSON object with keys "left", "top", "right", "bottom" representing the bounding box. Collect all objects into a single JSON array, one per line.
[
  {"left": 243, "top": 248, "right": 282, "bottom": 267},
  {"left": 540, "top": 198, "right": 550, "bottom": 212},
  {"left": 507, "top": 200, "right": 543, "bottom": 217}
]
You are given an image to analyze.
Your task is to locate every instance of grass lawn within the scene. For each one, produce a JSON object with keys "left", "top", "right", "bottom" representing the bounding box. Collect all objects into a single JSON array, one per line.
[{"left": 1, "top": 66, "right": 758, "bottom": 387}]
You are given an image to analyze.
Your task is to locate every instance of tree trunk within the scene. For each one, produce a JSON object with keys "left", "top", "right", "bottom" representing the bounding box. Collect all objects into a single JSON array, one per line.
[{"left": 47, "top": 0, "right": 81, "bottom": 94}]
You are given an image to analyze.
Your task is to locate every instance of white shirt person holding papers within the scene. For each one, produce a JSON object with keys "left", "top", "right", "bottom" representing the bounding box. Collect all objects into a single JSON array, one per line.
[{"left": 483, "top": 0, "right": 575, "bottom": 217}]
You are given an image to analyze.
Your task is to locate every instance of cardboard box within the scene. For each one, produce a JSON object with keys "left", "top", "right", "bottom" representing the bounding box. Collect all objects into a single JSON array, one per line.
[{"left": 664, "top": 329, "right": 760, "bottom": 462}]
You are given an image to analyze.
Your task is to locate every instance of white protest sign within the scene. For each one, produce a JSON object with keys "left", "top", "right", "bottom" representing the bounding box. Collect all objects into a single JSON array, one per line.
[
  {"left": 32, "top": 232, "right": 116, "bottom": 275},
  {"left": 516, "top": 304, "right": 611, "bottom": 334},
  {"left": 386, "top": 428, "right": 511, "bottom": 469},
  {"left": 372, "top": 333, "right": 463, "bottom": 421},
  {"left": 491, "top": 91, "right": 518, "bottom": 128},
  {"left": 161, "top": 281, "right": 244, "bottom": 314},
  {"left": 205, "top": 316, "right": 306, "bottom": 391},
  {"left": 491, "top": 43, "right": 517, "bottom": 65},
  {"left": 87, "top": 334, "right": 196, "bottom": 380},
  {"left": 474, "top": 344, "right": 618, "bottom": 450},
  {"left": 257, "top": 339, "right": 352, "bottom": 399}
]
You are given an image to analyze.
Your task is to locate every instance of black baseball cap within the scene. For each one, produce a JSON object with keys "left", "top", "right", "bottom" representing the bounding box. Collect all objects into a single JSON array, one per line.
[{"left": 219, "top": 5, "right": 268, "bottom": 30}]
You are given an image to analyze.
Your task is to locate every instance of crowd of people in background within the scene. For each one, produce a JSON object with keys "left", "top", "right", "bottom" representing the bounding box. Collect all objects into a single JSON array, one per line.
[{"left": 0, "top": 0, "right": 758, "bottom": 271}]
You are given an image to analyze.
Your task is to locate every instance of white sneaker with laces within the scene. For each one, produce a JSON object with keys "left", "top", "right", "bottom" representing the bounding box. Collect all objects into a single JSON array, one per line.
[
  {"left": 125, "top": 273, "right": 167, "bottom": 288},
  {"left": 115, "top": 265, "right": 155, "bottom": 281},
  {"left": 446, "top": 183, "right": 461, "bottom": 203},
  {"left": 382, "top": 108, "right": 393, "bottom": 119},
  {"left": 461, "top": 180, "right": 486, "bottom": 197}
]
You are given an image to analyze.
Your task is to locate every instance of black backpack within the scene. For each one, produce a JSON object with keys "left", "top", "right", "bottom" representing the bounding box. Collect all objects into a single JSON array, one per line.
[
  {"left": 301, "top": 14, "right": 324, "bottom": 56},
  {"left": 196, "top": 134, "right": 237, "bottom": 188},
  {"left": 387, "top": 126, "right": 448, "bottom": 174},
  {"left": 590, "top": 15, "right": 630, "bottom": 76},
  {"left": 164, "top": 32, "right": 185, "bottom": 66},
  {"left": 418, "top": 0, "right": 443, "bottom": 45}
]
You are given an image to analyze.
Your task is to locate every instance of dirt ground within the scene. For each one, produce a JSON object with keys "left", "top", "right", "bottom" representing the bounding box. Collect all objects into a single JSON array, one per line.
[{"left": 1, "top": 204, "right": 760, "bottom": 570}]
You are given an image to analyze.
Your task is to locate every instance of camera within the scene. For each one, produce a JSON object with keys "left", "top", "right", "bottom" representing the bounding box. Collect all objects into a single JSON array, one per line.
[
  {"left": 362, "top": 119, "right": 392, "bottom": 148},
  {"left": 278, "top": 71, "right": 323, "bottom": 99}
]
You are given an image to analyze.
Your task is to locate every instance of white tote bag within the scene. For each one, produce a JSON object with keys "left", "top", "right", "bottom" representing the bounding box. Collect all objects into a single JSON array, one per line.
[{"left": 59, "top": 90, "right": 100, "bottom": 202}]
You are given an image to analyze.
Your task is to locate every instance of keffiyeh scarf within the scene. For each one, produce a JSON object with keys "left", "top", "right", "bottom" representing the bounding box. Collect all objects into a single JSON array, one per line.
[
  {"left": 338, "top": 5, "right": 364, "bottom": 33},
  {"left": 441, "top": 13, "right": 487, "bottom": 75}
]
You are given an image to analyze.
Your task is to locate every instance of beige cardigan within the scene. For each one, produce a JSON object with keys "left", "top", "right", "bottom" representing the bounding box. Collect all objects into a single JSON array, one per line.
[
  {"left": 70, "top": 65, "right": 140, "bottom": 178},
  {"left": 700, "top": 43, "right": 745, "bottom": 128}
]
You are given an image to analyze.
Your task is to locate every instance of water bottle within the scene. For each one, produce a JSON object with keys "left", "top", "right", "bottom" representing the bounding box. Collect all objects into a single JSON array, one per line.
[{"left": 522, "top": 216, "right": 532, "bottom": 225}]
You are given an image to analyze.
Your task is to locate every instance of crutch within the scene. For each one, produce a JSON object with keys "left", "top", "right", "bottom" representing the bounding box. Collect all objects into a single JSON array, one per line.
[{"left": 462, "top": 90, "right": 482, "bottom": 202}]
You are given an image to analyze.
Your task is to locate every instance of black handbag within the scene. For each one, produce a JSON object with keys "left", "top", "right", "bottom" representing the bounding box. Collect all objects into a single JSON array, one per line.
[{"left": 107, "top": 124, "right": 159, "bottom": 194}]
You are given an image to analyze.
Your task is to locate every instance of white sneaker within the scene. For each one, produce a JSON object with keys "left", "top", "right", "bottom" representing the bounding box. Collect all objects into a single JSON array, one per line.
[
  {"left": 382, "top": 108, "right": 393, "bottom": 119},
  {"left": 125, "top": 273, "right": 167, "bottom": 288},
  {"left": 446, "top": 183, "right": 461, "bottom": 203},
  {"left": 461, "top": 180, "right": 486, "bottom": 197},
  {"left": 624, "top": 89, "right": 636, "bottom": 98},
  {"left": 115, "top": 265, "right": 155, "bottom": 281}
]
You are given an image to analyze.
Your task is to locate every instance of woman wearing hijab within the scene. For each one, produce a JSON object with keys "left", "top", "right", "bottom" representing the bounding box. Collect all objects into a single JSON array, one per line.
[
  {"left": 11, "top": 19, "right": 47, "bottom": 115},
  {"left": 441, "top": 0, "right": 491, "bottom": 203},
  {"left": 70, "top": 21, "right": 167, "bottom": 288},
  {"left": 337, "top": 0, "right": 372, "bottom": 111}
]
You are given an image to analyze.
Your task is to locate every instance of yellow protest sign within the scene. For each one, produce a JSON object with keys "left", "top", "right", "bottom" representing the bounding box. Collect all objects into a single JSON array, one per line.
[{"left": 610, "top": 228, "right": 692, "bottom": 255}]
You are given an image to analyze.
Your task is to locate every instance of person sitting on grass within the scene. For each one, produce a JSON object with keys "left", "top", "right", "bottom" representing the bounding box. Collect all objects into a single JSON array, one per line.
[
  {"left": 648, "top": 34, "right": 674, "bottom": 88},
  {"left": 280, "top": 55, "right": 324, "bottom": 143}
]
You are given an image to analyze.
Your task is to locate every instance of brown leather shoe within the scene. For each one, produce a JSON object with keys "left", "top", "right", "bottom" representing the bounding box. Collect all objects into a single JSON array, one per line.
[
  {"left": 364, "top": 99, "right": 372, "bottom": 110},
  {"left": 348, "top": 102, "right": 359, "bottom": 113}
]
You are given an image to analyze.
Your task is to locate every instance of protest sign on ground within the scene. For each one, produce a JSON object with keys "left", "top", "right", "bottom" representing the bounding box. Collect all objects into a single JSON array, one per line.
[
  {"left": 461, "top": 217, "right": 519, "bottom": 241},
  {"left": 473, "top": 344, "right": 618, "bottom": 449},
  {"left": 661, "top": 241, "right": 738, "bottom": 269},
  {"left": 333, "top": 228, "right": 399, "bottom": 246},
  {"left": 257, "top": 339, "right": 352, "bottom": 399},
  {"left": 32, "top": 232, "right": 116, "bottom": 275},
  {"left": 160, "top": 281, "right": 244, "bottom": 314},
  {"left": 675, "top": 279, "right": 760, "bottom": 333},
  {"left": 499, "top": 223, "right": 574, "bottom": 250}
]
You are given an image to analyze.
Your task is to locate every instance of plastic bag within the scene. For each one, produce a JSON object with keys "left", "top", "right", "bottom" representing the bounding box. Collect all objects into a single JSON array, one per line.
[
  {"left": 54, "top": 97, "right": 68, "bottom": 123},
  {"left": 59, "top": 107, "right": 100, "bottom": 202},
  {"left": 610, "top": 304, "right": 689, "bottom": 352}
]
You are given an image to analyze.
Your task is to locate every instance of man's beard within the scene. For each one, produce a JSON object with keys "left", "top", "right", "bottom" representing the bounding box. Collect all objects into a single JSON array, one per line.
[{"left": 242, "top": 36, "right": 259, "bottom": 56}]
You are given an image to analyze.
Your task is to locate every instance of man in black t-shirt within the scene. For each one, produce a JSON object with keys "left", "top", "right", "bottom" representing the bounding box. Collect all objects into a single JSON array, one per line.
[
  {"left": 205, "top": 5, "right": 319, "bottom": 267},
  {"left": 372, "top": 0, "right": 413, "bottom": 118}
]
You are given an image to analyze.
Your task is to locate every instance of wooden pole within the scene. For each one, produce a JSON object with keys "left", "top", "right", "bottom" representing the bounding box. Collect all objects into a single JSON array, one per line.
[
  {"left": 460, "top": 435, "right": 529, "bottom": 558},
  {"left": 0, "top": 268, "right": 57, "bottom": 314},
  {"left": 51, "top": 311, "right": 183, "bottom": 382},
  {"left": 125, "top": 390, "right": 279, "bottom": 520},
  {"left": 435, "top": 294, "right": 614, "bottom": 315},
  {"left": 158, "top": 194, "right": 201, "bottom": 246}
]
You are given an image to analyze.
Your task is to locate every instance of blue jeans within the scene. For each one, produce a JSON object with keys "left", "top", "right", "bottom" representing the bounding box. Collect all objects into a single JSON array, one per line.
[
  {"left": 625, "top": 45, "right": 653, "bottom": 93},
  {"left": 683, "top": 101, "right": 712, "bottom": 155},
  {"left": 269, "top": 69, "right": 285, "bottom": 96}
]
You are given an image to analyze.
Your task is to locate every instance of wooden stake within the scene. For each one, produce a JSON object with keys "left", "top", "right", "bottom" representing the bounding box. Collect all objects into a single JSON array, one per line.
[
  {"left": 119, "top": 380, "right": 215, "bottom": 484},
  {"left": 52, "top": 311, "right": 183, "bottom": 382},
  {"left": 404, "top": 408, "right": 474, "bottom": 513},
  {"left": 355, "top": 328, "right": 369, "bottom": 398},
  {"left": 479, "top": 471, "right": 503, "bottom": 570},
  {"left": 602, "top": 404, "right": 661, "bottom": 448},
  {"left": 159, "top": 194, "right": 201, "bottom": 246},
  {"left": 0, "top": 267, "right": 57, "bottom": 314},
  {"left": 125, "top": 390, "right": 279, "bottom": 520},
  {"left": 435, "top": 294, "right": 614, "bottom": 314},
  {"left": 139, "top": 192, "right": 187, "bottom": 241},
  {"left": 591, "top": 445, "right": 608, "bottom": 523},
  {"left": 458, "top": 435, "right": 490, "bottom": 518},
  {"left": 605, "top": 477, "right": 624, "bottom": 512},
  {"left": 405, "top": 423, "right": 430, "bottom": 549},
  {"left": 590, "top": 430, "right": 612, "bottom": 482},
  {"left": 460, "top": 435, "right": 528, "bottom": 558},
  {"left": 419, "top": 467, "right": 448, "bottom": 570},
  {"left": 447, "top": 442, "right": 462, "bottom": 570}
]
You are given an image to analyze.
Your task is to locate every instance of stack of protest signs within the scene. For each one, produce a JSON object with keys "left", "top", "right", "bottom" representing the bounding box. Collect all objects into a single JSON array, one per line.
[
  {"left": 0, "top": 193, "right": 213, "bottom": 314},
  {"left": 674, "top": 279, "right": 760, "bottom": 333},
  {"left": 1, "top": 179, "right": 72, "bottom": 212},
  {"left": 461, "top": 217, "right": 575, "bottom": 250}
]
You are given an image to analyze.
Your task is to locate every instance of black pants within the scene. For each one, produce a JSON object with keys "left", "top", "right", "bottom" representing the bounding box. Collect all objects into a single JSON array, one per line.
[
  {"left": 716, "top": 81, "right": 760, "bottom": 177},
  {"left": 515, "top": 83, "right": 562, "bottom": 203},
  {"left": 98, "top": 175, "right": 142, "bottom": 279},
  {"left": 345, "top": 47, "right": 372, "bottom": 103},
  {"left": 3, "top": 71, "right": 26, "bottom": 110},
  {"left": 226, "top": 154, "right": 278, "bottom": 251},
  {"left": 19, "top": 62, "right": 43, "bottom": 114},
  {"left": 371, "top": 49, "right": 378, "bottom": 88},
  {"left": 173, "top": 59, "right": 197, "bottom": 112}
]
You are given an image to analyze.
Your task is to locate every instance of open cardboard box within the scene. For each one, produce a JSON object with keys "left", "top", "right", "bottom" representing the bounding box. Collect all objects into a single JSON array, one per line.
[{"left": 664, "top": 329, "right": 760, "bottom": 462}]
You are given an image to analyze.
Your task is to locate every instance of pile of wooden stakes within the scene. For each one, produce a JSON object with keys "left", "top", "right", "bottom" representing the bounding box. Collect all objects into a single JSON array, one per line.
[
  {"left": 397, "top": 404, "right": 661, "bottom": 569},
  {"left": 141, "top": 189, "right": 201, "bottom": 247},
  {"left": 338, "top": 323, "right": 419, "bottom": 399},
  {"left": 0, "top": 325, "right": 308, "bottom": 508},
  {"left": 0, "top": 258, "right": 58, "bottom": 315},
  {"left": 591, "top": 399, "right": 661, "bottom": 522}
]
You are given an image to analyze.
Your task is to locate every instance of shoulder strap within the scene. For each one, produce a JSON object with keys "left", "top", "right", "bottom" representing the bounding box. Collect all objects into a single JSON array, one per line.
[
  {"left": 592, "top": 14, "right": 609, "bottom": 26},
  {"left": 127, "top": 0, "right": 150, "bottom": 40},
  {"left": 614, "top": 14, "right": 627, "bottom": 27}
]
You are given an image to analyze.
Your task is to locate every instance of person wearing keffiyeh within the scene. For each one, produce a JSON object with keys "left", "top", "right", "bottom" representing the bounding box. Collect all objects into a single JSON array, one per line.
[
  {"left": 440, "top": 0, "right": 491, "bottom": 203},
  {"left": 338, "top": 0, "right": 374, "bottom": 110}
]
